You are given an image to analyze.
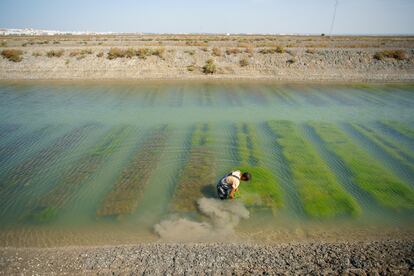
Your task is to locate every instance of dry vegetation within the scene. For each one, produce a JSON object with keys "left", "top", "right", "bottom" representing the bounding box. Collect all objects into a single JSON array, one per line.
[
  {"left": 0, "top": 34, "right": 413, "bottom": 80},
  {"left": 1, "top": 49, "right": 23, "bottom": 62},
  {"left": 373, "top": 50, "right": 407, "bottom": 61}
]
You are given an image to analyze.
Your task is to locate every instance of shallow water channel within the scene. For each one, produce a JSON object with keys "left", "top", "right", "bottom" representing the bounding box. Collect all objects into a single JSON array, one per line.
[{"left": 0, "top": 81, "right": 413, "bottom": 246}]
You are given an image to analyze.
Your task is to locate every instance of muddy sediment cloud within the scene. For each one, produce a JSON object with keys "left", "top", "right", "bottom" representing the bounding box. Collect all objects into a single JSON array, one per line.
[{"left": 154, "top": 198, "right": 249, "bottom": 242}]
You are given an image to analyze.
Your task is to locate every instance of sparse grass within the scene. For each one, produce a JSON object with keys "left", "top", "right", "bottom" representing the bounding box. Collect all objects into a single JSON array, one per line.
[
  {"left": 268, "top": 120, "right": 361, "bottom": 218},
  {"left": 65, "top": 59, "right": 70, "bottom": 65},
  {"left": 202, "top": 58, "right": 216, "bottom": 74},
  {"left": 46, "top": 50, "right": 64, "bottom": 58},
  {"left": 96, "top": 52, "right": 104, "bottom": 58},
  {"left": 200, "top": 47, "right": 208, "bottom": 52},
  {"left": 151, "top": 47, "right": 165, "bottom": 59},
  {"left": 0, "top": 41, "right": 7, "bottom": 47},
  {"left": 212, "top": 47, "right": 221, "bottom": 57},
  {"left": 374, "top": 50, "right": 406, "bottom": 61},
  {"left": 239, "top": 58, "right": 249, "bottom": 67},
  {"left": 1, "top": 49, "right": 23, "bottom": 62},
  {"left": 53, "top": 41, "right": 60, "bottom": 44},
  {"left": 310, "top": 122, "right": 414, "bottom": 211},
  {"left": 306, "top": 49, "right": 316, "bottom": 54},
  {"left": 32, "top": 51, "right": 42, "bottom": 57}
]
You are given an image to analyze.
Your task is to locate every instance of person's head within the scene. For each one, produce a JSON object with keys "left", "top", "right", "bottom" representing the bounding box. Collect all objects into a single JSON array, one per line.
[{"left": 241, "top": 172, "right": 251, "bottom": 181}]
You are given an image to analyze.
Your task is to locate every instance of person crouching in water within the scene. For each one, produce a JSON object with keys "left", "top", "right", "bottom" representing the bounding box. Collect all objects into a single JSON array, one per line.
[{"left": 217, "top": 170, "right": 251, "bottom": 200}]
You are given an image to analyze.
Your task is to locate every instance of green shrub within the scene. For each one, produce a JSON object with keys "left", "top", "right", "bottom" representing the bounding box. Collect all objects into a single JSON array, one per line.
[
  {"left": 1, "top": 49, "right": 23, "bottom": 62},
  {"left": 374, "top": 50, "right": 406, "bottom": 61},
  {"left": 202, "top": 59, "right": 216, "bottom": 74},
  {"left": 46, "top": 50, "right": 64, "bottom": 58},
  {"left": 239, "top": 58, "right": 249, "bottom": 67}
]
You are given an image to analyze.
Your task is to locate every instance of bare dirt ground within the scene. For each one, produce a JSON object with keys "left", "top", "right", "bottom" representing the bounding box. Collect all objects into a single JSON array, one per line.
[{"left": 1, "top": 34, "right": 413, "bottom": 81}]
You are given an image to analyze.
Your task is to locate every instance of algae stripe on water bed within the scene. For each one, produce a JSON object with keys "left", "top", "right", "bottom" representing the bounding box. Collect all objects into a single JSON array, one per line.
[
  {"left": 267, "top": 120, "right": 361, "bottom": 218},
  {"left": 25, "top": 126, "right": 132, "bottom": 223},
  {"left": 309, "top": 122, "right": 414, "bottom": 211},
  {"left": 349, "top": 123, "right": 414, "bottom": 172},
  {"left": 234, "top": 123, "right": 283, "bottom": 211},
  {"left": 171, "top": 123, "right": 216, "bottom": 212},
  {"left": 378, "top": 121, "right": 414, "bottom": 141},
  {"left": 0, "top": 123, "right": 99, "bottom": 195},
  {"left": 96, "top": 125, "right": 169, "bottom": 217}
]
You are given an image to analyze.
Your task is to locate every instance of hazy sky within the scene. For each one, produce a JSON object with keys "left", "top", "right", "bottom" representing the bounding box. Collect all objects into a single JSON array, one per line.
[{"left": 1, "top": 0, "right": 413, "bottom": 34}]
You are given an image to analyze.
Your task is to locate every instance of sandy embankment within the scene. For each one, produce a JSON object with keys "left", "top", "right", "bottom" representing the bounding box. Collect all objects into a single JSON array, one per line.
[{"left": 0, "top": 35, "right": 413, "bottom": 81}]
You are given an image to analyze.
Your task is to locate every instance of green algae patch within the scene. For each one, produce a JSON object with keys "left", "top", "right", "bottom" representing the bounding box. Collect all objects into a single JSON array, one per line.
[
  {"left": 379, "top": 120, "right": 414, "bottom": 141},
  {"left": 268, "top": 120, "right": 361, "bottom": 218},
  {"left": 29, "top": 207, "right": 59, "bottom": 224},
  {"left": 310, "top": 122, "right": 414, "bottom": 211},
  {"left": 349, "top": 123, "right": 414, "bottom": 171},
  {"left": 235, "top": 123, "right": 283, "bottom": 211},
  {"left": 96, "top": 126, "right": 169, "bottom": 217},
  {"left": 172, "top": 123, "right": 217, "bottom": 212}
]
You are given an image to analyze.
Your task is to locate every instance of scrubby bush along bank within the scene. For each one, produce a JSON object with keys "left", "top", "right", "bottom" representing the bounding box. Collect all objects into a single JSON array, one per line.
[
  {"left": 267, "top": 121, "right": 361, "bottom": 218},
  {"left": 96, "top": 126, "right": 169, "bottom": 217},
  {"left": 235, "top": 123, "right": 283, "bottom": 210},
  {"left": 46, "top": 50, "right": 64, "bottom": 58},
  {"left": 309, "top": 122, "right": 414, "bottom": 211},
  {"left": 1, "top": 49, "right": 23, "bottom": 62},
  {"left": 259, "top": 46, "right": 284, "bottom": 54},
  {"left": 107, "top": 47, "right": 165, "bottom": 60},
  {"left": 202, "top": 59, "right": 216, "bottom": 74},
  {"left": 172, "top": 123, "right": 216, "bottom": 211},
  {"left": 349, "top": 123, "right": 414, "bottom": 171},
  {"left": 374, "top": 50, "right": 406, "bottom": 61},
  {"left": 28, "top": 126, "right": 131, "bottom": 223}
]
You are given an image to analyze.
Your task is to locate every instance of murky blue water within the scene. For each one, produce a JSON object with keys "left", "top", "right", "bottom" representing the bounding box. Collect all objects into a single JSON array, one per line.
[{"left": 0, "top": 81, "right": 413, "bottom": 246}]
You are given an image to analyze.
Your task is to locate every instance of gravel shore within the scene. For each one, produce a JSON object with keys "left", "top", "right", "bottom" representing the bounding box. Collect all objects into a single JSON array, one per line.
[{"left": 1, "top": 240, "right": 413, "bottom": 275}]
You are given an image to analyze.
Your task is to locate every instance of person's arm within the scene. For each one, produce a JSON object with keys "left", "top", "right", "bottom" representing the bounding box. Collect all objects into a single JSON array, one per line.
[{"left": 229, "top": 188, "right": 236, "bottom": 199}]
